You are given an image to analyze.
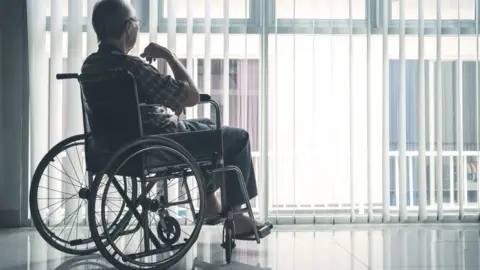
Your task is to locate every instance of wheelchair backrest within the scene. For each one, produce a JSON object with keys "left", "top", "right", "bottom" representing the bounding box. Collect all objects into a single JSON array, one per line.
[{"left": 79, "top": 70, "right": 144, "bottom": 175}]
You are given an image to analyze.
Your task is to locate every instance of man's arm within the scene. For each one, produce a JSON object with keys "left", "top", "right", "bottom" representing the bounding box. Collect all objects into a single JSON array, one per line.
[
  {"left": 133, "top": 59, "right": 189, "bottom": 113},
  {"left": 141, "top": 43, "right": 200, "bottom": 107},
  {"left": 163, "top": 53, "right": 200, "bottom": 107}
]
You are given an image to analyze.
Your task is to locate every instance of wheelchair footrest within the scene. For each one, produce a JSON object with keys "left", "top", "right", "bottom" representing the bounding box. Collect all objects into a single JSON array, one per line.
[
  {"left": 234, "top": 222, "right": 274, "bottom": 241},
  {"left": 258, "top": 222, "right": 274, "bottom": 238},
  {"left": 69, "top": 238, "right": 87, "bottom": 246}
]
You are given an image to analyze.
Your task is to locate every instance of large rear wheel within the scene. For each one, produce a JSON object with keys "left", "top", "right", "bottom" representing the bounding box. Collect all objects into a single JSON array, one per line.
[
  {"left": 89, "top": 136, "right": 206, "bottom": 270},
  {"left": 29, "top": 134, "right": 137, "bottom": 255}
]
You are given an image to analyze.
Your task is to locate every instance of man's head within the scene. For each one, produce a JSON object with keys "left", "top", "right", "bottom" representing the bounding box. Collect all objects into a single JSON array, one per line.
[{"left": 92, "top": 0, "right": 139, "bottom": 53}]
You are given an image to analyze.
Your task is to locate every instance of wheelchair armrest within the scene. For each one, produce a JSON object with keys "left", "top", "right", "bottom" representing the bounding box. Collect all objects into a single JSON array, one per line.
[
  {"left": 139, "top": 95, "right": 212, "bottom": 109},
  {"left": 198, "top": 94, "right": 221, "bottom": 130},
  {"left": 139, "top": 97, "right": 222, "bottom": 130}
]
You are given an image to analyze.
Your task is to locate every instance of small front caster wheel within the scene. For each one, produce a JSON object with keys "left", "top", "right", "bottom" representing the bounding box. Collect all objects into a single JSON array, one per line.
[
  {"left": 221, "top": 209, "right": 236, "bottom": 264},
  {"left": 224, "top": 226, "right": 233, "bottom": 264},
  {"left": 157, "top": 216, "right": 181, "bottom": 245}
]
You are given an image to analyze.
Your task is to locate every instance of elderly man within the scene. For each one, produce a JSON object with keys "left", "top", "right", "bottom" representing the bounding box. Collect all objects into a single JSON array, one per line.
[{"left": 82, "top": 0, "right": 264, "bottom": 236}]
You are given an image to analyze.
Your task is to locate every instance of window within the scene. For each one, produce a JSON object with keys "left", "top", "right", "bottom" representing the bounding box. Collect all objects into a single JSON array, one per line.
[
  {"left": 37, "top": 0, "right": 480, "bottom": 223},
  {"left": 274, "top": 0, "right": 366, "bottom": 19},
  {"left": 389, "top": 59, "right": 479, "bottom": 206},
  {"left": 163, "top": 0, "right": 250, "bottom": 19},
  {"left": 391, "top": 0, "right": 476, "bottom": 20},
  {"left": 389, "top": 60, "right": 478, "bottom": 152}
]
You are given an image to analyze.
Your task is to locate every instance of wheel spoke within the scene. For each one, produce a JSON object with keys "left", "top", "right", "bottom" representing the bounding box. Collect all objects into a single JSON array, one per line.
[
  {"left": 41, "top": 174, "right": 82, "bottom": 189},
  {"left": 50, "top": 160, "right": 83, "bottom": 190}
]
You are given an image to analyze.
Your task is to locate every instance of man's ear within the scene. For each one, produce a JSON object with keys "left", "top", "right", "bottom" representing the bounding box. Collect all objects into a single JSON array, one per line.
[
  {"left": 123, "top": 20, "right": 134, "bottom": 34},
  {"left": 125, "top": 22, "right": 133, "bottom": 34}
]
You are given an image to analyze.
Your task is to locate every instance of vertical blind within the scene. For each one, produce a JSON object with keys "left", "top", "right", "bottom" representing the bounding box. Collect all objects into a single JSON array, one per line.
[{"left": 27, "top": 0, "right": 480, "bottom": 225}]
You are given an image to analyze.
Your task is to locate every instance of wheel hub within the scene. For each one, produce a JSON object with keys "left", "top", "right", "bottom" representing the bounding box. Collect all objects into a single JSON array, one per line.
[
  {"left": 78, "top": 188, "right": 89, "bottom": 199},
  {"left": 148, "top": 199, "right": 160, "bottom": 212}
]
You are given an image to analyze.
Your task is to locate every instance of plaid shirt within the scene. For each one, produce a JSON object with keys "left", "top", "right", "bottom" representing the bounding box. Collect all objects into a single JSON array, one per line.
[{"left": 81, "top": 44, "right": 187, "bottom": 134}]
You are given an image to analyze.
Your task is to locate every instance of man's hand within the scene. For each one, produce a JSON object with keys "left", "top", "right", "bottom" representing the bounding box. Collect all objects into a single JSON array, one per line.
[
  {"left": 174, "top": 108, "right": 185, "bottom": 116},
  {"left": 140, "top": 42, "right": 174, "bottom": 63}
]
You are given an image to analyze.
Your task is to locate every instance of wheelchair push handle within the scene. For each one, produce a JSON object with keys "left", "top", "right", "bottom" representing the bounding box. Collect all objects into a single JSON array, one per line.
[
  {"left": 199, "top": 94, "right": 211, "bottom": 102},
  {"left": 56, "top": 73, "right": 79, "bottom": 80}
]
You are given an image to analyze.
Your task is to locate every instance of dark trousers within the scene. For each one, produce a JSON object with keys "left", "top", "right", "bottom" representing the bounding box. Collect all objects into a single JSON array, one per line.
[{"left": 183, "top": 118, "right": 258, "bottom": 206}]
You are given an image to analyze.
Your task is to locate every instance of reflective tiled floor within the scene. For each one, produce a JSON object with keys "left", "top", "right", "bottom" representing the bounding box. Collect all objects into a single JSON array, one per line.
[{"left": 1, "top": 224, "right": 479, "bottom": 269}]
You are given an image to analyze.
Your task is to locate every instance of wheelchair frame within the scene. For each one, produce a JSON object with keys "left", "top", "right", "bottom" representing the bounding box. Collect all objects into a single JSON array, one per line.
[{"left": 29, "top": 71, "right": 272, "bottom": 270}]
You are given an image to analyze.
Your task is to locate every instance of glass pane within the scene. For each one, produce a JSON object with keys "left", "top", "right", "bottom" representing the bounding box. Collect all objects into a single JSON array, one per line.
[
  {"left": 228, "top": 59, "right": 260, "bottom": 152},
  {"left": 462, "top": 61, "right": 477, "bottom": 152},
  {"left": 443, "top": 156, "right": 453, "bottom": 203},
  {"left": 391, "top": 0, "right": 475, "bottom": 20},
  {"left": 409, "top": 157, "right": 418, "bottom": 206},
  {"left": 441, "top": 61, "right": 457, "bottom": 151},
  {"left": 164, "top": 0, "right": 250, "bottom": 19},
  {"left": 275, "top": 0, "right": 366, "bottom": 19},
  {"left": 390, "top": 157, "right": 397, "bottom": 206},
  {"left": 466, "top": 156, "right": 478, "bottom": 204},
  {"left": 426, "top": 155, "right": 435, "bottom": 205},
  {"left": 389, "top": 59, "right": 431, "bottom": 152},
  {"left": 389, "top": 59, "right": 400, "bottom": 152},
  {"left": 197, "top": 58, "right": 260, "bottom": 152}
]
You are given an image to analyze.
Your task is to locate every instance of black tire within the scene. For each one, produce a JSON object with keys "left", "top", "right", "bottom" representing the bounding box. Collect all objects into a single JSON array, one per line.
[
  {"left": 222, "top": 209, "right": 235, "bottom": 264},
  {"left": 29, "top": 134, "right": 97, "bottom": 255},
  {"left": 88, "top": 136, "right": 206, "bottom": 270},
  {"left": 224, "top": 226, "right": 233, "bottom": 264}
]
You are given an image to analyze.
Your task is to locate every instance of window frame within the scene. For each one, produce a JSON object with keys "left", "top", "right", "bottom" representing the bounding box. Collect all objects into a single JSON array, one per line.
[
  {"left": 265, "top": 0, "right": 372, "bottom": 35},
  {"left": 375, "top": 0, "right": 479, "bottom": 35}
]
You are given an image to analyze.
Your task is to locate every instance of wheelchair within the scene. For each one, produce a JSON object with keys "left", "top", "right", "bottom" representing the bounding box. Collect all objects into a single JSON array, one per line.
[{"left": 29, "top": 69, "right": 272, "bottom": 270}]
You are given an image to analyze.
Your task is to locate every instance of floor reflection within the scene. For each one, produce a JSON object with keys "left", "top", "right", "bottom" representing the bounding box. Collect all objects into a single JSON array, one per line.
[
  {"left": 0, "top": 225, "right": 479, "bottom": 270},
  {"left": 53, "top": 255, "right": 113, "bottom": 270},
  {"left": 51, "top": 254, "right": 272, "bottom": 270}
]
